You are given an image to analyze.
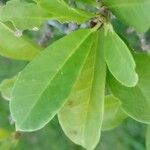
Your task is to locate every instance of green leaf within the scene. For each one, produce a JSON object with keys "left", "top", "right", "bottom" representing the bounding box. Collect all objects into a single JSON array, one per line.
[
  {"left": 0, "top": 76, "right": 17, "bottom": 101},
  {"left": 0, "top": 22, "right": 40, "bottom": 60},
  {"left": 102, "top": 23, "right": 138, "bottom": 87},
  {"left": 58, "top": 31, "right": 106, "bottom": 150},
  {"left": 102, "top": 0, "right": 150, "bottom": 32},
  {"left": 0, "top": 0, "right": 95, "bottom": 30},
  {"left": 102, "top": 95, "right": 127, "bottom": 131},
  {"left": 36, "top": 0, "right": 95, "bottom": 23},
  {"left": 108, "top": 53, "right": 150, "bottom": 124},
  {"left": 10, "top": 29, "right": 96, "bottom": 131},
  {"left": 0, "top": 0, "right": 48, "bottom": 30}
]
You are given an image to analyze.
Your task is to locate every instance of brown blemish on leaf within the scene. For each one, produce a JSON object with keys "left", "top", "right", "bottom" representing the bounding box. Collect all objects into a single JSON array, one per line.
[
  {"left": 67, "top": 100, "right": 75, "bottom": 107},
  {"left": 71, "top": 130, "right": 78, "bottom": 136}
]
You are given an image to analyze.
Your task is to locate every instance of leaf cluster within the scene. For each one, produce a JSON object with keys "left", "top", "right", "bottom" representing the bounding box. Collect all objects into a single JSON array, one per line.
[{"left": 0, "top": 0, "right": 150, "bottom": 149}]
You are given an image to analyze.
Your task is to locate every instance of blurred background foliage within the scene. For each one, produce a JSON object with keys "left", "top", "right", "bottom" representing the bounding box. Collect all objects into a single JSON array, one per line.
[{"left": 0, "top": 0, "right": 150, "bottom": 149}]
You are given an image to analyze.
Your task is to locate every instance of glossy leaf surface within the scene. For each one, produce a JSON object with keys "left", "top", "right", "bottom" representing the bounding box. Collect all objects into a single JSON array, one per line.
[
  {"left": 108, "top": 53, "right": 150, "bottom": 123},
  {"left": 58, "top": 31, "right": 106, "bottom": 150},
  {"left": 102, "top": 24, "right": 138, "bottom": 87},
  {"left": 10, "top": 29, "right": 95, "bottom": 131}
]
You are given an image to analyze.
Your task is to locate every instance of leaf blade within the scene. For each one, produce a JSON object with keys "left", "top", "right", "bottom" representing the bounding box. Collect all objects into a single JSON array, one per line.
[
  {"left": 10, "top": 29, "right": 95, "bottom": 131},
  {"left": 58, "top": 31, "right": 106, "bottom": 150},
  {"left": 102, "top": 24, "right": 138, "bottom": 87},
  {"left": 108, "top": 53, "right": 150, "bottom": 123},
  {"left": 0, "top": 0, "right": 95, "bottom": 30},
  {"left": 37, "top": 0, "right": 95, "bottom": 24},
  {"left": 102, "top": 95, "right": 127, "bottom": 131},
  {"left": 102, "top": 0, "right": 150, "bottom": 32},
  {"left": 0, "top": 0, "right": 48, "bottom": 30},
  {"left": 0, "top": 22, "right": 40, "bottom": 60}
]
